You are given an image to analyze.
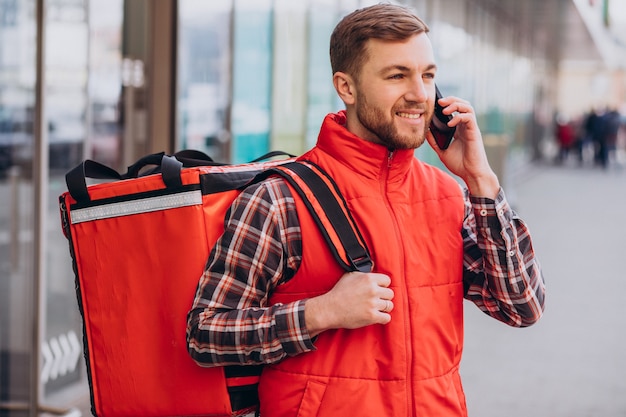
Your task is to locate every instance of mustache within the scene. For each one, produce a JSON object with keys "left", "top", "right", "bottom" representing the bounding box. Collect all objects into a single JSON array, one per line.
[{"left": 394, "top": 102, "right": 429, "bottom": 112}]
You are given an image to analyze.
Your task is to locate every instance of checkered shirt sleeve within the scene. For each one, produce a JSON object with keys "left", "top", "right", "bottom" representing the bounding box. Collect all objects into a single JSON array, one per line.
[
  {"left": 186, "top": 178, "right": 316, "bottom": 366},
  {"left": 463, "top": 188, "right": 546, "bottom": 327}
]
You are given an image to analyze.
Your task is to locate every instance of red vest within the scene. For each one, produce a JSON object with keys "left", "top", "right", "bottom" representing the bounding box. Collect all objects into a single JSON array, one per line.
[{"left": 260, "top": 112, "right": 467, "bottom": 417}]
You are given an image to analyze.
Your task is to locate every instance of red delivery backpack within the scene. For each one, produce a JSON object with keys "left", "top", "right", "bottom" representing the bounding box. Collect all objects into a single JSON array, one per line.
[{"left": 59, "top": 151, "right": 372, "bottom": 417}]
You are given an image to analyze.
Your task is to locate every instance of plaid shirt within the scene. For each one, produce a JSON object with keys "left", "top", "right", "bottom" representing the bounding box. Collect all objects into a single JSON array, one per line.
[{"left": 187, "top": 178, "right": 545, "bottom": 366}]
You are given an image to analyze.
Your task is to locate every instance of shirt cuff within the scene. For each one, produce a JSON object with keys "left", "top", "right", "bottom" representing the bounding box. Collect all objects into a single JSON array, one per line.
[
  {"left": 470, "top": 187, "right": 513, "bottom": 228},
  {"left": 274, "top": 300, "right": 317, "bottom": 356}
]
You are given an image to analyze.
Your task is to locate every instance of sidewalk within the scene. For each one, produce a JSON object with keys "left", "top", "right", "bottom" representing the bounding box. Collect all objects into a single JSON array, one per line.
[{"left": 461, "top": 162, "right": 626, "bottom": 417}]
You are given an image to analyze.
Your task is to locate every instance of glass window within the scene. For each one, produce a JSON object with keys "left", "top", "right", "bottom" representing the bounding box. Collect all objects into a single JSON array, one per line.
[
  {"left": 0, "top": 0, "right": 37, "bottom": 407},
  {"left": 231, "top": 0, "right": 272, "bottom": 163},
  {"left": 271, "top": 0, "right": 307, "bottom": 155},
  {"left": 44, "top": 0, "right": 89, "bottom": 398},
  {"left": 178, "top": 0, "right": 233, "bottom": 162},
  {"left": 44, "top": 0, "right": 123, "bottom": 407},
  {"left": 88, "top": 0, "right": 124, "bottom": 170},
  {"left": 306, "top": 0, "right": 338, "bottom": 148},
  {"left": 46, "top": 0, "right": 88, "bottom": 175}
]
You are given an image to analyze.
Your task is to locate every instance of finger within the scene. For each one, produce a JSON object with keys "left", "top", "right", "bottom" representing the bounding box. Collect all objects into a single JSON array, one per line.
[
  {"left": 378, "top": 299, "right": 394, "bottom": 313},
  {"left": 435, "top": 95, "right": 472, "bottom": 116},
  {"left": 437, "top": 95, "right": 469, "bottom": 108},
  {"left": 445, "top": 102, "right": 475, "bottom": 117},
  {"left": 376, "top": 304, "right": 393, "bottom": 325},
  {"left": 447, "top": 111, "right": 477, "bottom": 129},
  {"left": 373, "top": 273, "right": 392, "bottom": 288},
  {"left": 379, "top": 287, "right": 394, "bottom": 301}
]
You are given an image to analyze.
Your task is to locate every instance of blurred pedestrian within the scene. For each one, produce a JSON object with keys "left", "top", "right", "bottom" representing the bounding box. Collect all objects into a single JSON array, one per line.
[
  {"left": 577, "top": 110, "right": 591, "bottom": 164},
  {"left": 581, "top": 108, "right": 605, "bottom": 166},
  {"left": 600, "top": 107, "right": 622, "bottom": 168},
  {"left": 555, "top": 114, "right": 575, "bottom": 164}
]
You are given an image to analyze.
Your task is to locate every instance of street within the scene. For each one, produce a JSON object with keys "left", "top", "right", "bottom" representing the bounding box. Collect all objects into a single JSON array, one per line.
[{"left": 462, "top": 162, "right": 626, "bottom": 417}]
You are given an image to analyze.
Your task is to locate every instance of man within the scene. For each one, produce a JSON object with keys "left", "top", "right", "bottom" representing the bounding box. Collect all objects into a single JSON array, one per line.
[{"left": 187, "top": 4, "right": 545, "bottom": 417}]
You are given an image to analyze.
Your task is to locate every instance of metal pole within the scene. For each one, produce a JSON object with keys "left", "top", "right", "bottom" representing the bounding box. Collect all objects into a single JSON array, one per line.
[
  {"left": 9, "top": 166, "right": 20, "bottom": 273},
  {"left": 32, "top": 0, "right": 48, "bottom": 415},
  {"left": 84, "top": 0, "right": 93, "bottom": 162}
]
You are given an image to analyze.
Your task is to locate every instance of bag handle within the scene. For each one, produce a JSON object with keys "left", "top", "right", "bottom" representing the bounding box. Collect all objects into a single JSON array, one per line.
[
  {"left": 66, "top": 153, "right": 183, "bottom": 204},
  {"left": 123, "top": 152, "right": 166, "bottom": 178},
  {"left": 66, "top": 150, "right": 295, "bottom": 204},
  {"left": 65, "top": 159, "right": 123, "bottom": 203}
]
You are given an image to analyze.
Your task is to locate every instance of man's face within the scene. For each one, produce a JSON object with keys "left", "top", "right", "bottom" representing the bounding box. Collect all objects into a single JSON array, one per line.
[{"left": 351, "top": 33, "right": 437, "bottom": 150}]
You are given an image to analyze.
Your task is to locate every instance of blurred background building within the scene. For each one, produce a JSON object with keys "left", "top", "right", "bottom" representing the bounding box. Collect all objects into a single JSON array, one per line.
[{"left": 0, "top": 0, "right": 624, "bottom": 416}]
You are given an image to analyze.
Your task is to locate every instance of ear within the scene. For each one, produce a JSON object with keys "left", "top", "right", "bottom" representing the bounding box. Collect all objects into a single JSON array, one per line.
[{"left": 333, "top": 72, "right": 356, "bottom": 106}]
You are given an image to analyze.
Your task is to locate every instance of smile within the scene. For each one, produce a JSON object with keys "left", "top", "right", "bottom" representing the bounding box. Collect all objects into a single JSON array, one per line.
[{"left": 396, "top": 112, "right": 422, "bottom": 119}]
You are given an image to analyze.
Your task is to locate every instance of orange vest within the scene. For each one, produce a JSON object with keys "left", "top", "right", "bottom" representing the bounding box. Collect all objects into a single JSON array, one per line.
[{"left": 260, "top": 112, "right": 467, "bottom": 417}]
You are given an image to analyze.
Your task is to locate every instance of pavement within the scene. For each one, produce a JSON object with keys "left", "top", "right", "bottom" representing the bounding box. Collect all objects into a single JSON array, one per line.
[{"left": 461, "top": 159, "right": 626, "bottom": 417}]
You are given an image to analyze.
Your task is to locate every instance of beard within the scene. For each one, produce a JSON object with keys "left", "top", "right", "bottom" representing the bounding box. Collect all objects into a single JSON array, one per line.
[{"left": 356, "top": 93, "right": 432, "bottom": 150}]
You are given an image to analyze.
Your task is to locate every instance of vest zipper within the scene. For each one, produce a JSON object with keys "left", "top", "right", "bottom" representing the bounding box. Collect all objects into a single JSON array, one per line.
[
  {"left": 381, "top": 150, "right": 415, "bottom": 416},
  {"left": 382, "top": 150, "right": 393, "bottom": 189}
]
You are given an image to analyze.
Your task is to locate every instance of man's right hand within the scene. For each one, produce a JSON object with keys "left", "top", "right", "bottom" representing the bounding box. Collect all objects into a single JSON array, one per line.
[{"left": 304, "top": 271, "right": 394, "bottom": 338}]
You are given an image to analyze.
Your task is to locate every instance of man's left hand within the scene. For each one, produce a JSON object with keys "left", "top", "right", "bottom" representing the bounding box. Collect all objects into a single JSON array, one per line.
[{"left": 426, "top": 95, "right": 500, "bottom": 199}]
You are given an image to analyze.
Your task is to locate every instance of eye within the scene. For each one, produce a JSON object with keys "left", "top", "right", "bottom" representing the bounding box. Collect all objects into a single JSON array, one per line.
[
  {"left": 388, "top": 73, "right": 405, "bottom": 80},
  {"left": 423, "top": 72, "right": 435, "bottom": 80}
]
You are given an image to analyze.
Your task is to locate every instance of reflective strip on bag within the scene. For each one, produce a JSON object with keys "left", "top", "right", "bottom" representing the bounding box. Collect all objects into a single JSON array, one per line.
[{"left": 69, "top": 190, "right": 203, "bottom": 224}]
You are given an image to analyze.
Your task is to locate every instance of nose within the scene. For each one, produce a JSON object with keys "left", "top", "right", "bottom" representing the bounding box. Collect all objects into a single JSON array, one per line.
[{"left": 405, "top": 77, "right": 428, "bottom": 103}]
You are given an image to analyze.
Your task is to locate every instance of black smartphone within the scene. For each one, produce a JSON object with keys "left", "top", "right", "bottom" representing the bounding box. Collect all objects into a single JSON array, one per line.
[{"left": 430, "top": 85, "right": 456, "bottom": 150}]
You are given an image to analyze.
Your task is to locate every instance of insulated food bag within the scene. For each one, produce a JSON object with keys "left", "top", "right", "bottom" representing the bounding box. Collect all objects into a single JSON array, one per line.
[{"left": 59, "top": 152, "right": 371, "bottom": 417}]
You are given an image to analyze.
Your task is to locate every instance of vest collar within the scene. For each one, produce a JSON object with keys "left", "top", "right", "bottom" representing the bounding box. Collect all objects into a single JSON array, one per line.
[{"left": 315, "top": 111, "right": 416, "bottom": 182}]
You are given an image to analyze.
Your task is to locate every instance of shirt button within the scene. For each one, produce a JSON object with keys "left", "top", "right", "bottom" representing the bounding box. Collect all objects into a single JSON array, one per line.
[
  {"left": 508, "top": 250, "right": 515, "bottom": 257},
  {"left": 480, "top": 209, "right": 488, "bottom": 216},
  {"left": 498, "top": 209, "right": 504, "bottom": 216}
]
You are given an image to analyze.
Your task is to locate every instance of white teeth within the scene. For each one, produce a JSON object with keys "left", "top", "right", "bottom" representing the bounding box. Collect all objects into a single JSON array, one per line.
[{"left": 397, "top": 112, "right": 421, "bottom": 119}]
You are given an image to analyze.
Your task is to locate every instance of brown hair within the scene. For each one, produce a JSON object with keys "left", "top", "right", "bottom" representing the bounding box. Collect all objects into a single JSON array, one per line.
[{"left": 330, "top": 3, "right": 429, "bottom": 79}]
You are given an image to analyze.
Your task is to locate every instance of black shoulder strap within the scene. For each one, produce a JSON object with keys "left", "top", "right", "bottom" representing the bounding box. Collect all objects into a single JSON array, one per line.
[{"left": 257, "top": 161, "right": 373, "bottom": 273}]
